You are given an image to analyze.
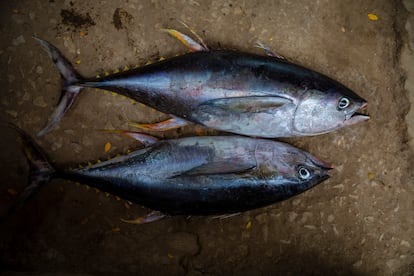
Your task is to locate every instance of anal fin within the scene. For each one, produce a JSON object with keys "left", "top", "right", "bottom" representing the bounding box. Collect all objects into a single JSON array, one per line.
[
  {"left": 129, "top": 117, "right": 189, "bottom": 131},
  {"left": 100, "top": 129, "right": 158, "bottom": 146},
  {"left": 121, "top": 211, "right": 166, "bottom": 224}
]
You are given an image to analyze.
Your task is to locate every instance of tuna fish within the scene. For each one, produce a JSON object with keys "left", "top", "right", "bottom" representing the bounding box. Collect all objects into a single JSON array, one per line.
[
  {"left": 7, "top": 124, "right": 331, "bottom": 222},
  {"left": 35, "top": 28, "right": 368, "bottom": 138}
]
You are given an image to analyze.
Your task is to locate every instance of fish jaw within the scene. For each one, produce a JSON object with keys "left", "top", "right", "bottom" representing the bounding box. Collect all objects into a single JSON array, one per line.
[
  {"left": 344, "top": 113, "right": 370, "bottom": 126},
  {"left": 344, "top": 101, "right": 370, "bottom": 126}
]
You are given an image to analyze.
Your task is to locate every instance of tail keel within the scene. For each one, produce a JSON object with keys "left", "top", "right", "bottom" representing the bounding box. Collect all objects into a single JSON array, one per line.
[
  {"left": 6, "top": 124, "right": 55, "bottom": 214},
  {"left": 34, "top": 37, "right": 83, "bottom": 136}
]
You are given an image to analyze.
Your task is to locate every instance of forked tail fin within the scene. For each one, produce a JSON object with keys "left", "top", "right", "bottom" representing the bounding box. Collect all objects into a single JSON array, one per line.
[
  {"left": 34, "top": 37, "right": 84, "bottom": 136},
  {"left": 4, "top": 124, "right": 56, "bottom": 216}
]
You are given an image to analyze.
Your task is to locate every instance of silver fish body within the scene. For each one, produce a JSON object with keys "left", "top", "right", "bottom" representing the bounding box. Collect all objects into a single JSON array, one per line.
[
  {"left": 13, "top": 125, "right": 331, "bottom": 216},
  {"left": 35, "top": 38, "right": 369, "bottom": 137},
  {"left": 65, "top": 136, "right": 330, "bottom": 215}
]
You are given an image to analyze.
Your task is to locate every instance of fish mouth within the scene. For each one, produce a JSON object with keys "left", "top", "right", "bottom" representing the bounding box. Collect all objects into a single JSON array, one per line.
[
  {"left": 319, "top": 173, "right": 331, "bottom": 182},
  {"left": 345, "top": 102, "right": 370, "bottom": 126}
]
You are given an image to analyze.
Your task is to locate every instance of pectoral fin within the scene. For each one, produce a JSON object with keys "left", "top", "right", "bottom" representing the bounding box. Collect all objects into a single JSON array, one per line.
[
  {"left": 199, "top": 96, "right": 292, "bottom": 113},
  {"left": 121, "top": 210, "right": 166, "bottom": 224},
  {"left": 100, "top": 129, "right": 158, "bottom": 146}
]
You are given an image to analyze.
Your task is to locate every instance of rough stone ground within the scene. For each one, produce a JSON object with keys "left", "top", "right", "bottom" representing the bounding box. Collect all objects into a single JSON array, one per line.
[{"left": 0, "top": 0, "right": 413, "bottom": 275}]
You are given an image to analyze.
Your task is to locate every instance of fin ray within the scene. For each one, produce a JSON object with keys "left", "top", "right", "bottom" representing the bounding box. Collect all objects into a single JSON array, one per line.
[
  {"left": 101, "top": 129, "right": 158, "bottom": 146},
  {"left": 2, "top": 124, "right": 55, "bottom": 218},
  {"left": 34, "top": 37, "right": 85, "bottom": 136},
  {"left": 162, "top": 28, "right": 208, "bottom": 52},
  {"left": 129, "top": 117, "right": 189, "bottom": 131}
]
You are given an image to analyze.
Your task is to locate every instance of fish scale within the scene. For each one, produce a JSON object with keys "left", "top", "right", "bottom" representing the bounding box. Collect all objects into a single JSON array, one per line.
[
  {"left": 34, "top": 32, "right": 368, "bottom": 137},
  {"left": 8, "top": 124, "right": 331, "bottom": 221}
]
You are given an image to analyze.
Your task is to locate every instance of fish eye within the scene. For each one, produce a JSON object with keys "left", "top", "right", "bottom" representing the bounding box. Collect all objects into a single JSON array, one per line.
[
  {"left": 298, "top": 166, "right": 312, "bottom": 180},
  {"left": 338, "top": 97, "right": 350, "bottom": 109}
]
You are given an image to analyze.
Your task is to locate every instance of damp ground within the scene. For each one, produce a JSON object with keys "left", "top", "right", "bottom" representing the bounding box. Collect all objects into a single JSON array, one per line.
[{"left": 0, "top": 1, "right": 413, "bottom": 275}]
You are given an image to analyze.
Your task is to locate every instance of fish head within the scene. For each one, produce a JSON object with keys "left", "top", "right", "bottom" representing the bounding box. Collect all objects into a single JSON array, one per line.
[
  {"left": 271, "top": 147, "right": 332, "bottom": 188},
  {"left": 292, "top": 88, "right": 369, "bottom": 135},
  {"left": 256, "top": 142, "right": 332, "bottom": 190}
]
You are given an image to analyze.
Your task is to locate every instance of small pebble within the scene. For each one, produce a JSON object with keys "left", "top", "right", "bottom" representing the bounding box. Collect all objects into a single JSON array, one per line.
[
  {"left": 6, "top": 110, "right": 18, "bottom": 118},
  {"left": 8, "top": 74, "right": 15, "bottom": 83},
  {"left": 304, "top": 225, "right": 316, "bottom": 230},
  {"left": 51, "top": 141, "right": 62, "bottom": 151},
  {"left": 70, "top": 142, "right": 82, "bottom": 153},
  {"left": 352, "top": 260, "right": 362, "bottom": 268},
  {"left": 36, "top": 65, "right": 43, "bottom": 74},
  {"left": 255, "top": 213, "right": 267, "bottom": 224},
  {"left": 12, "top": 35, "right": 26, "bottom": 46},
  {"left": 288, "top": 212, "right": 298, "bottom": 222},
  {"left": 23, "top": 92, "right": 30, "bottom": 101},
  {"left": 33, "top": 96, "right": 47, "bottom": 107},
  {"left": 264, "top": 249, "right": 273, "bottom": 257}
]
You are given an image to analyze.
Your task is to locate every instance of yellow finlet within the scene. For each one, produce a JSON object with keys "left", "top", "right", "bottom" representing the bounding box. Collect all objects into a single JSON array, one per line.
[
  {"left": 96, "top": 74, "right": 101, "bottom": 79},
  {"left": 104, "top": 71, "right": 110, "bottom": 76},
  {"left": 104, "top": 142, "right": 111, "bottom": 153},
  {"left": 123, "top": 65, "right": 129, "bottom": 71},
  {"left": 113, "top": 68, "right": 120, "bottom": 74},
  {"left": 195, "top": 127, "right": 206, "bottom": 136},
  {"left": 111, "top": 92, "right": 117, "bottom": 97},
  {"left": 88, "top": 161, "right": 92, "bottom": 167}
]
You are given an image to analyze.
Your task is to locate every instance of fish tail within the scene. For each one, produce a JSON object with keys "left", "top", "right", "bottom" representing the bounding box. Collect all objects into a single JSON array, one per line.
[
  {"left": 34, "top": 37, "right": 84, "bottom": 136},
  {"left": 5, "top": 123, "right": 56, "bottom": 215}
]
